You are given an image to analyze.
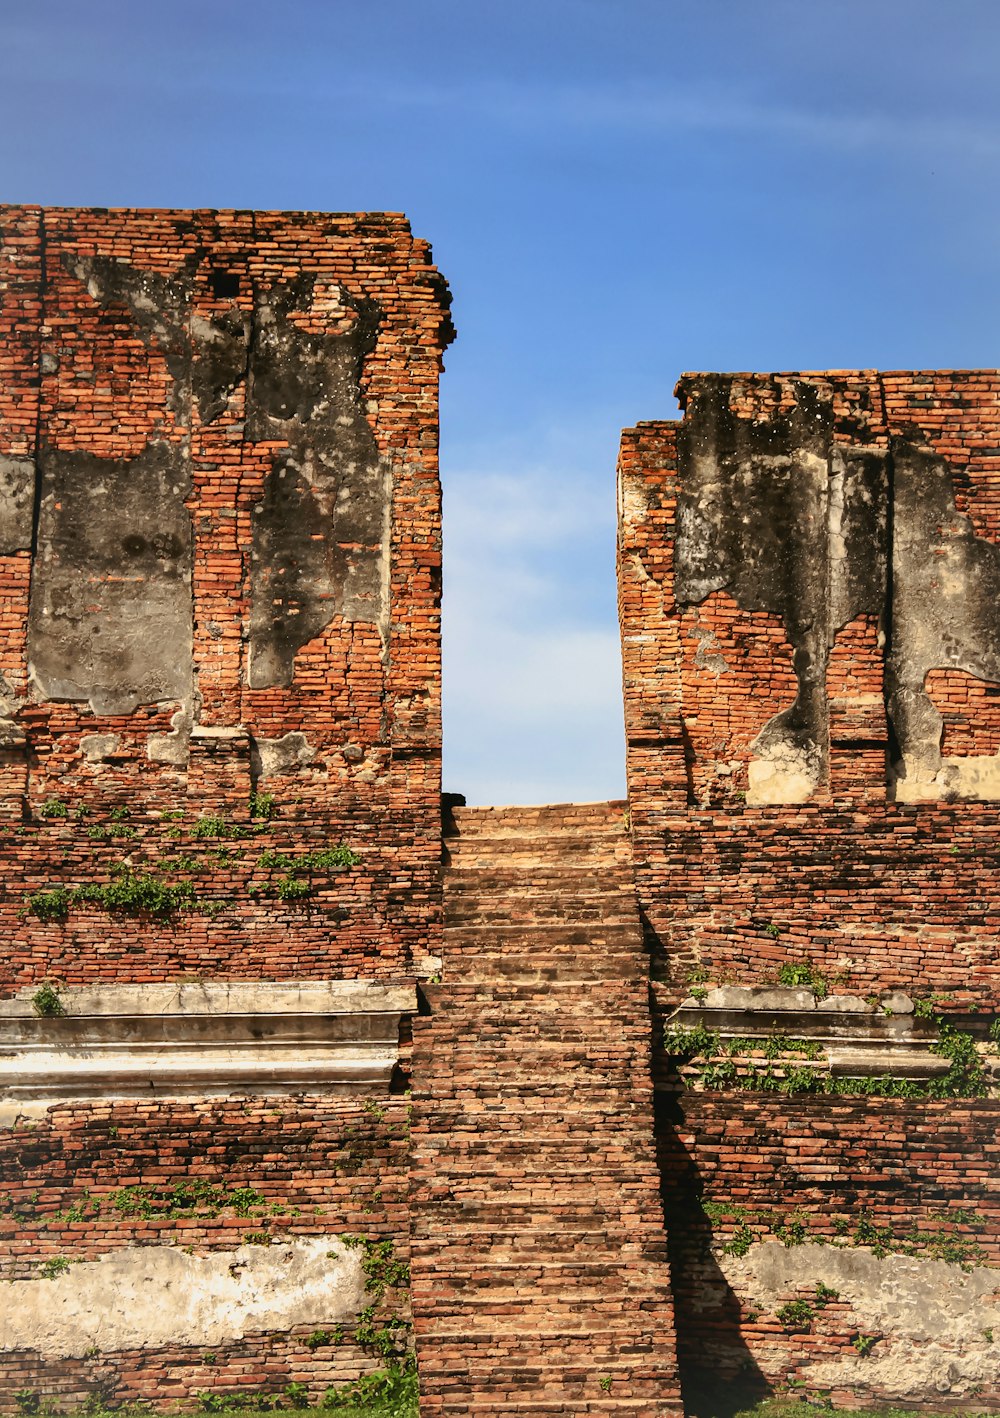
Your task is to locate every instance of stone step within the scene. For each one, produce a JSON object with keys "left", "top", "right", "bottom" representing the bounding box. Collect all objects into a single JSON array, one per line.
[
  {"left": 444, "top": 900, "right": 638, "bottom": 926},
  {"left": 435, "top": 955, "right": 645, "bottom": 984},
  {"left": 444, "top": 863, "right": 635, "bottom": 887},
  {"left": 445, "top": 802, "right": 629, "bottom": 835}
]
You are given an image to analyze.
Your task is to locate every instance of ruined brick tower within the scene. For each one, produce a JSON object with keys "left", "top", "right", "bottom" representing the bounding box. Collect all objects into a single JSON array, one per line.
[
  {"left": 0, "top": 207, "right": 453, "bottom": 1404},
  {"left": 0, "top": 209, "right": 997, "bottom": 1417}
]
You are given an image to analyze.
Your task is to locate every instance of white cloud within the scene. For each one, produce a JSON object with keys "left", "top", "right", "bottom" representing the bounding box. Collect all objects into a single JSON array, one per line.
[{"left": 441, "top": 448, "right": 627, "bottom": 805}]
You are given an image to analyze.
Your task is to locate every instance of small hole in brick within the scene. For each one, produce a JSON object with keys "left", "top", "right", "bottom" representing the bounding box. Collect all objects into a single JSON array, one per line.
[{"left": 210, "top": 270, "right": 240, "bottom": 299}]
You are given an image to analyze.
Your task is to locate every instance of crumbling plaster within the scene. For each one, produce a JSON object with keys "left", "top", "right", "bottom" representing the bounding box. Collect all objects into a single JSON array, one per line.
[
  {"left": 672, "top": 374, "right": 1000, "bottom": 802},
  {"left": 0, "top": 1237, "right": 366, "bottom": 1359}
]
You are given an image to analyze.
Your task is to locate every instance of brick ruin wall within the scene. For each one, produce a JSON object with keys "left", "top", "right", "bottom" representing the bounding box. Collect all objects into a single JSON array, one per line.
[
  {"left": 619, "top": 372, "right": 1000, "bottom": 1412},
  {"left": 3, "top": 208, "right": 1000, "bottom": 1415},
  {"left": 0, "top": 206, "right": 451, "bottom": 1407}
]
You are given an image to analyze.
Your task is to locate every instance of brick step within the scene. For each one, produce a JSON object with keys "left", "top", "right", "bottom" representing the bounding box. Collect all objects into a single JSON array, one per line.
[
  {"left": 418, "top": 979, "right": 648, "bottom": 1007},
  {"left": 409, "top": 1131, "right": 656, "bottom": 1154},
  {"left": 411, "top": 1017, "right": 653, "bottom": 1047},
  {"left": 444, "top": 863, "right": 635, "bottom": 887},
  {"left": 445, "top": 802, "right": 628, "bottom": 834},
  {"left": 409, "top": 1069, "right": 644, "bottom": 1094},
  {"left": 410, "top": 1190, "right": 664, "bottom": 1217},
  {"left": 445, "top": 899, "right": 638, "bottom": 926},
  {"left": 408, "top": 1270, "right": 675, "bottom": 1298},
  {"left": 405, "top": 1102, "right": 656, "bottom": 1129},
  {"left": 435, "top": 956, "right": 646, "bottom": 984},
  {"left": 424, "top": 1400, "right": 680, "bottom": 1417},
  {"left": 409, "top": 1086, "right": 655, "bottom": 1109},
  {"left": 412, "top": 1204, "right": 662, "bottom": 1232},
  {"left": 410, "top": 1237, "right": 669, "bottom": 1263},
  {"left": 444, "top": 843, "right": 631, "bottom": 870},
  {"left": 443, "top": 921, "right": 643, "bottom": 945},
  {"left": 408, "top": 1115, "right": 657, "bottom": 1143},
  {"left": 425, "top": 1402, "right": 680, "bottom": 1417}
]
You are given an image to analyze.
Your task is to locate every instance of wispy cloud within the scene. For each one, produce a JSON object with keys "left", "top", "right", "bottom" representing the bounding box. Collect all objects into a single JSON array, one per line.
[{"left": 380, "top": 77, "right": 1000, "bottom": 163}]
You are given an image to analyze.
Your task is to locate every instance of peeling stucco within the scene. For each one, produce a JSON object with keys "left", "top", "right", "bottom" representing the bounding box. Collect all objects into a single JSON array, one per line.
[
  {"left": 719, "top": 1241, "right": 1000, "bottom": 1400},
  {"left": 246, "top": 278, "right": 389, "bottom": 688},
  {"left": 675, "top": 375, "right": 889, "bottom": 803},
  {"left": 0, "top": 1237, "right": 365, "bottom": 1358}
]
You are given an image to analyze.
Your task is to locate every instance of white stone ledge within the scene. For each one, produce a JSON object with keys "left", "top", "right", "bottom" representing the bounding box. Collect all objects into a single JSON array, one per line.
[{"left": 0, "top": 979, "right": 416, "bottom": 1103}]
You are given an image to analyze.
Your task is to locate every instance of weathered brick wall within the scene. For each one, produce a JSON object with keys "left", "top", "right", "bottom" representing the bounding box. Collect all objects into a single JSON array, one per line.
[
  {"left": 658, "top": 1093, "right": 1000, "bottom": 1411},
  {"left": 0, "top": 207, "right": 446, "bottom": 1408},
  {"left": 618, "top": 371, "right": 1000, "bottom": 1004},
  {"left": 0, "top": 1098, "right": 412, "bottom": 1411},
  {"left": 0, "top": 206, "right": 452, "bottom": 989}
]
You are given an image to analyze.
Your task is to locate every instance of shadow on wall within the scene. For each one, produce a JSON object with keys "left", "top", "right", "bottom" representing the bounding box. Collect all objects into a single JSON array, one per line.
[{"left": 656, "top": 1092, "right": 772, "bottom": 1418}]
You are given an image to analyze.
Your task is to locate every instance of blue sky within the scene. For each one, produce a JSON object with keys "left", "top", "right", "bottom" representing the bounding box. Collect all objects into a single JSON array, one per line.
[{"left": 4, "top": 0, "right": 999, "bottom": 803}]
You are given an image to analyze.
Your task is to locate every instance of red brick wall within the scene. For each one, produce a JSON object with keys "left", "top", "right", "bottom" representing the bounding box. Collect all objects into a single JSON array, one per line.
[
  {"left": 0, "top": 207, "right": 452, "bottom": 990},
  {"left": 618, "top": 371, "right": 1000, "bottom": 1004},
  {"left": 658, "top": 1093, "right": 1000, "bottom": 1410},
  {"left": 0, "top": 1098, "right": 412, "bottom": 1410}
]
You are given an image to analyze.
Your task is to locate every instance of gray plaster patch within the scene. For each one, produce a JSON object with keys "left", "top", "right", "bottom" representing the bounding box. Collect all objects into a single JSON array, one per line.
[
  {"left": 674, "top": 376, "right": 889, "bottom": 801},
  {"left": 79, "top": 733, "right": 121, "bottom": 763},
  {"left": 0, "top": 1237, "right": 365, "bottom": 1358},
  {"left": 147, "top": 702, "right": 194, "bottom": 766},
  {"left": 720, "top": 1241, "right": 1000, "bottom": 1400},
  {"left": 254, "top": 730, "right": 316, "bottom": 778},
  {"left": 27, "top": 442, "right": 193, "bottom": 715},
  {"left": 888, "top": 430, "right": 1000, "bottom": 799},
  {"left": 246, "top": 278, "right": 389, "bottom": 687},
  {"left": 0, "top": 455, "right": 36, "bottom": 553}
]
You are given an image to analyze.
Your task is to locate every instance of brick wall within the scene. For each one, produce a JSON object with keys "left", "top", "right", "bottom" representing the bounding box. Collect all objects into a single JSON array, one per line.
[
  {"left": 618, "top": 371, "right": 1000, "bottom": 1005},
  {"left": 658, "top": 1093, "right": 1000, "bottom": 1411},
  {"left": 0, "top": 206, "right": 452, "bottom": 992},
  {"left": 0, "top": 1098, "right": 412, "bottom": 1410},
  {"left": 0, "top": 207, "right": 447, "bottom": 1408}
]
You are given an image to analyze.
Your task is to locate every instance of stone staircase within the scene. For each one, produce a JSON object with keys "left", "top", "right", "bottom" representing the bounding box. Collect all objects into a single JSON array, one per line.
[{"left": 409, "top": 803, "right": 682, "bottom": 1416}]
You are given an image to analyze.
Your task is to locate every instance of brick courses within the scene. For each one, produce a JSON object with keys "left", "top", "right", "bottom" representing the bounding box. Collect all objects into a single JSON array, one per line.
[
  {"left": 0, "top": 205, "right": 452, "bottom": 991},
  {"left": 618, "top": 372, "right": 1000, "bottom": 1005},
  {"left": 0, "top": 1098, "right": 411, "bottom": 1409},
  {"left": 659, "top": 1094, "right": 1000, "bottom": 1411}
]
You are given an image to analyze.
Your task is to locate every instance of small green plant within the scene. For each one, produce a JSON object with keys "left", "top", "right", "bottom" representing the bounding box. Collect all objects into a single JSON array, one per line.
[
  {"left": 323, "top": 1358, "right": 417, "bottom": 1411},
  {"left": 777, "top": 961, "right": 828, "bottom": 998},
  {"left": 39, "top": 1255, "right": 72, "bottom": 1279},
  {"left": 276, "top": 874, "right": 312, "bottom": 901},
  {"left": 38, "top": 798, "right": 68, "bottom": 819},
  {"left": 109, "top": 806, "right": 131, "bottom": 821},
  {"left": 724, "top": 1223, "right": 755, "bottom": 1257},
  {"left": 776, "top": 1299, "right": 814, "bottom": 1329},
  {"left": 776, "top": 1213, "right": 808, "bottom": 1247},
  {"left": 304, "top": 1327, "right": 344, "bottom": 1349},
  {"left": 244, "top": 1230, "right": 272, "bottom": 1245},
  {"left": 763, "top": 922, "right": 782, "bottom": 939},
  {"left": 814, "top": 1282, "right": 840, "bottom": 1306},
  {"left": 202, "top": 1352, "right": 217, "bottom": 1365},
  {"left": 160, "top": 808, "right": 185, "bottom": 822},
  {"left": 249, "top": 791, "right": 276, "bottom": 821},
  {"left": 599, "top": 1375, "right": 613, "bottom": 1392},
  {"left": 31, "top": 983, "right": 65, "bottom": 1017},
  {"left": 25, "top": 887, "right": 72, "bottom": 922},
  {"left": 852, "top": 1332, "right": 879, "bottom": 1356},
  {"left": 191, "top": 815, "right": 250, "bottom": 840},
  {"left": 284, "top": 1382, "right": 309, "bottom": 1406},
  {"left": 13, "top": 1391, "right": 40, "bottom": 1415},
  {"left": 981, "top": 1327, "right": 993, "bottom": 1343}
]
